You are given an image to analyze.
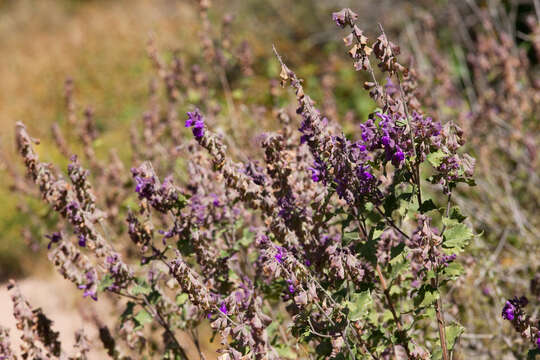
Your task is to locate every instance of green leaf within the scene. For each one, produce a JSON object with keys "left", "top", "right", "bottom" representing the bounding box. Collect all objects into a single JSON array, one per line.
[
  {"left": 177, "top": 236, "right": 194, "bottom": 256},
  {"left": 228, "top": 268, "right": 240, "bottom": 281},
  {"left": 390, "top": 242, "right": 406, "bottom": 260},
  {"left": 219, "top": 249, "right": 231, "bottom": 258},
  {"left": 383, "top": 193, "right": 399, "bottom": 215},
  {"left": 98, "top": 275, "right": 113, "bottom": 292},
  {"left": 449, "top": 207, "right": 466, "bottom": 222},
  {"left": 381, "top": 309, "right": 394, "bottom": 323},
  {"left": 343, "top": 231, "right": 360, "bottom": 243},
  {"left": 389, "top": 284, "right": 402, "bottom": 296},
  {"left": 432, "top": 347, "right": 443, "bottom": 360},
  {"left": 134, "top": 309, "right": 153, "bottom": 328},
  {"left": 131, "top": 281, "right": 152, "bottom": 296},
  {"left": 389, "top": 251, "right": 408, "bottom": 280},
  {"left": 346, "top": 290, "right": 372, "bottom": 321},
  {"left": 232, "top": 89, "right": 244, "bottom": 100},
  {"left": 147, "top": 290, "right": 161, "bottom": 305},
  {"left": 372, "top": 228, "right": 384, "bottom": 240},
  {"left": 443, "top": 223, "right": 473, "bottom": 254},
  {"left": 445, "top": 322, "right": 464, "bottom": 351},
  {"left": 120, "top": 301, "right": 135, "bottom": 324},
  {"left": 275, "top": 345, "right": 297, "bottom": 359},
  {"left": 356, "top": 238, "right": 377, "bottom": 264},
  {"left": 176, "top": 293, "right": 189, "bottom": 306},
  {"left": 419, "top": 199, "right": 438, "bottom": 214},
  {"left": 174, "top": 193, "right": 187, "bottom": 210},
  {"left": 427, "top": 150, "right": 446, "bottom": 168},
  {"left": 415, "top": 307, "right": 436, "bottom": 321},
  {"left": 413, "top": 285, "right": 439, "bottom": 308},
  {"left": 443, "top": 262, "right": 464, "bottom": 280},
  {"left": 315, "top": 338, "right": 332, "bottom": 356},
  {"left": 442, "top": 217, "right": 458, "bottom": 227},
  {"left": 527, "top": 348, "right": 540, "bottom": 359},
  {"left": 187, "top": 89, "right": 201, "bottom": 103},
  {"left": 238, "top": 230, "right": 254, "bottom": 247},
  {"left": 396, "top": 118, "right": 408, "bottom": 127}
]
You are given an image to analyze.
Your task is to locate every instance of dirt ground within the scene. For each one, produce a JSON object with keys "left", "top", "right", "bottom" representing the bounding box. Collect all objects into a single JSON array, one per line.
[{"left": 0, "top": 272, "right": 218, "bottom": 359}]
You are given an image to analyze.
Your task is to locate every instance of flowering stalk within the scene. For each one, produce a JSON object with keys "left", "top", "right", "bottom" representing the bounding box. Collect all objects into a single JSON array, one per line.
[{"left": 501, "top": 296, "right": 540, "bottom": 352}]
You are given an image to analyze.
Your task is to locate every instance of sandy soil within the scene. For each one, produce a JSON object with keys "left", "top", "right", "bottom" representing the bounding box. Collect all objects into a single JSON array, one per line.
[
  {"left": 0, "top": 272, "right": 217, "bottom": 359},
  {"left": 0, "top": 272, "right": 112, "bottom": 358}
]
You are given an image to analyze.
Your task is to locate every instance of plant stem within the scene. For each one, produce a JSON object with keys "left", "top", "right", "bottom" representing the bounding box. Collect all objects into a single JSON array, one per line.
[
  {"left": 375, "top": 207, "right": 410, "bottom": 240},
  {"left": 143, "top": 296, "right": 189, "bottom": 360},
  {"left": 435, "top": 192, "right": 451, "bottom": 360},
  {"left": 375, "top": 264, "right": 411, "bottom": 359},
  {"left": 110, "top": 286, "right": 188, "bottom": 359},
  {"left": 435, "top": 295, "right": 449, "bottom": 360}
]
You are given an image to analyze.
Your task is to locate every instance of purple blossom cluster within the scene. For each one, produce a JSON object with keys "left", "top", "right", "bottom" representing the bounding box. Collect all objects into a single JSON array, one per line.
[
  {"left": 360, "top": 112, "right": 409, "bottom": 167},
  {"left": 131, "top": 163, "right": 184, "bottom": 213},
  {"left": 77, "top": 270, "right": 98, "bottom": 301},
  {"left": 501, "top": 296, "right": 540, "bottom": 350},
  {"left": 185, "top": 108, "right": 205, "bottom": 138},
  {"left": 502, "top": 296, "right": 528, "bottom": 323}
]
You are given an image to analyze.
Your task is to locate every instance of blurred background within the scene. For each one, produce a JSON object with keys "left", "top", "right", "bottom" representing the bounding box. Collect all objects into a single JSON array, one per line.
[{"left": 0, "top": 0, "right": 538, "bottom": 358}]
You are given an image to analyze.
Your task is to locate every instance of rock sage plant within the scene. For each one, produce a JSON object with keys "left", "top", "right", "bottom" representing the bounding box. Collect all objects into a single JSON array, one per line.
[{"left": 9, "top": 5, "right": 537, "bottom": 360}]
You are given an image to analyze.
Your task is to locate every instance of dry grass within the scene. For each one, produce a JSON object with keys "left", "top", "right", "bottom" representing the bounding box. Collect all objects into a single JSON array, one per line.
[
  {"left": 0, "top": 0, "right": 200, "bottom": 278},
  {"left": 0, "top": 0, "right": 197, "bottom": 139}
]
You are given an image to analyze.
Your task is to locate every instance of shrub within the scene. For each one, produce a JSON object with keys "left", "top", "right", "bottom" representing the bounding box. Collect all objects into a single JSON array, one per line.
[{"left": 2, "top": 2, "right": 539, "bottom": 359}]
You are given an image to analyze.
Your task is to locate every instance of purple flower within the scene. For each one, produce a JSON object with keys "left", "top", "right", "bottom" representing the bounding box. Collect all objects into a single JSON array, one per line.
[
  {"left": 277, "top": 193, "right": 296, "bottom": 221},
  {"left": 308, "top": 167, "right": 321, "bottom": 182},
  {"left": 185, "top": 108, "right": 200, "bottom": 127},
  {"left": 356, "top": 143, "right": 366, "bottom": 151},
  {"left": 332, "top": 11, "right": 346, "bottom": 28},
  {"left": 502, "top": 296, "right": 528, "bottom": 321},
  {"left": 133, "top": 173, "right": 155, "bottom": 198},
  {"left": 502, "top": 301, "right": 516, "bottom": 320},
  {"left": 78, "top": 271, "right": 97, "bottom": 301},
  {"left": 536, "top": 332, "right": 540, "bottom": 349},
  {"left": 158, "top": 227, "right": 177, "bottom": 241},
  {"left": 66, "top": 201, "right": 82, "bottom": 223},
  {"left": 243, "top": 161, "right": 267, "bottom": 186},
  {"left": 381, "top": 135, "right": 392, "bottom": 147},
  {"left": 78, "top": 286, "right": 97, "bottom": 301},
  {"left": 185, "top": 108, "right": 205, "bottom": 139},
  {"left": 78, "top": 234, "right": 87, "bottom": 247},
  {"left": 308, "top": 158, "right": 327, "bottom": 183},
  {"left": 392, "top": 147, "right": 405, "bottom": 167},
  {"left": 219, "top": 303, "right": 228, "bottom": 315},
  {"left": 275, "top": 247, "right": 285, "bottom": 263},
  {"left": 106, "top": 254, "right": 119, "bottom": 272},
  {"left": 299, "top": 134, "right": 309, "bottom": 144},
  {"left": 440, "top": 254, "right": 457, "bottom": 267},
  {"left": 360, "top": 119, "right": 376, "bottom": 145},
  {"left": 358, "top": 170, "right": 373, "bottom": 181},
  {"left": 356, "top": 165, "right": 375, "bottom": 191},
  {"left": 45, "top": 232, "right": 62, "bottom": 249},
  {"left": 287, "top": 280, "right": 295, "bottom": 294},
  {"left": 192, "top": 122, "right": 204, "bottom": 138},
  {"left": 385, "top": 77, "right": 398, "bottom": 95}
]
